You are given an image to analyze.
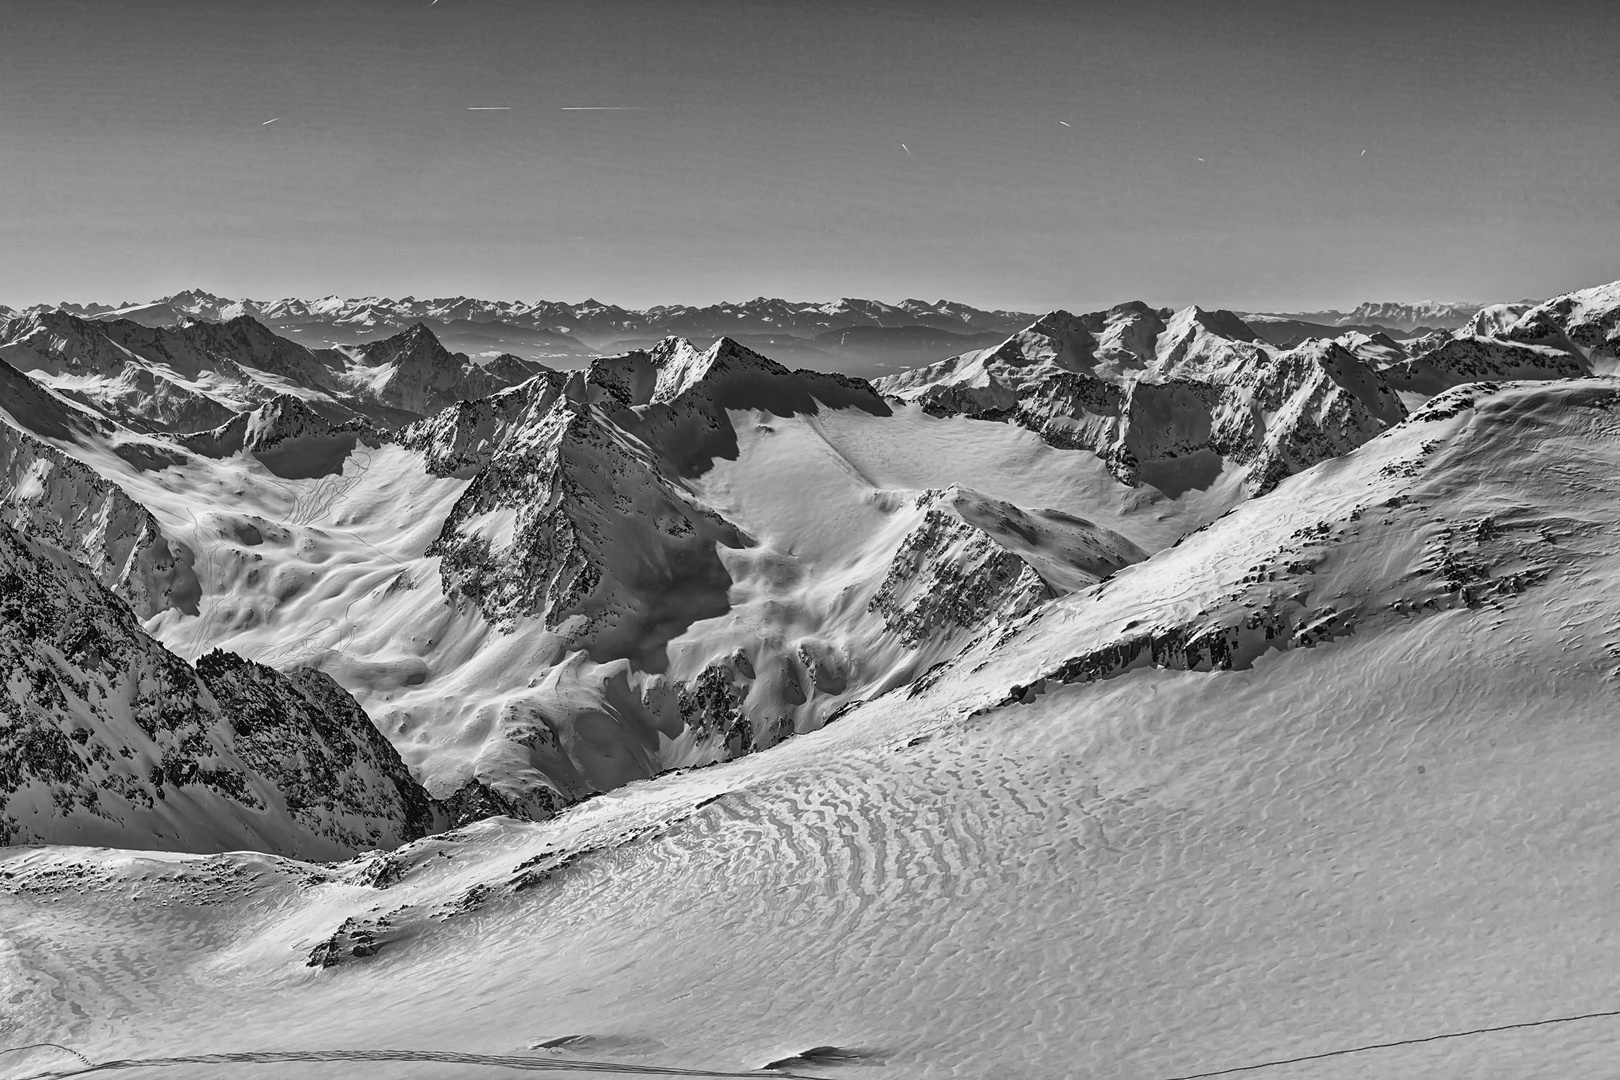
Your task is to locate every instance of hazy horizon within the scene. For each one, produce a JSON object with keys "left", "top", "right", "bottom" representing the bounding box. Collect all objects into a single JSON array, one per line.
[
  {"left": 9, "top": 284, "right": 1520, "bottom": 317},
  {"left": 4, "top": 0, "right": 1618, "bottom": 313}
]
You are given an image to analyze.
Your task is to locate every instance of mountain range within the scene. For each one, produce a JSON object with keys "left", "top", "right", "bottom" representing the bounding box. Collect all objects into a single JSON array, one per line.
[
  {"left": 1, "top": 278, "right": 1615, "bottom": 845},
  {"left": 0, "top": 289, "right": 1488, "bottom": 380},
  {"left": 4, "top": 277, "right": 1620, "bottom": 1076}
]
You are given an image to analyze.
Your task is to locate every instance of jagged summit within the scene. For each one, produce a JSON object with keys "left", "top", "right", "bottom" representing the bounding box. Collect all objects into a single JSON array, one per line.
[
  {"left": 647, "top": 335, "right": 792, "bottom": 404},
  {"left": 352, "top": 320, "right": 445, "bottom": 362}
]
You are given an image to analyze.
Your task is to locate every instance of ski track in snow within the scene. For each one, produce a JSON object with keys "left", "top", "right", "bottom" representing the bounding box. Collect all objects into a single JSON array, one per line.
[{"left": 10, "top": 1006, "right": 1620, "bottom": 1080}]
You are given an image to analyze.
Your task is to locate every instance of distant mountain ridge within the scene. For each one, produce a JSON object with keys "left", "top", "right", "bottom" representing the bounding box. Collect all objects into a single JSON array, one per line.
[
  {"left": 1, "top": 291, "right": 1037, "bottom": 376},
  {"left": 1239, "top": 299, "right": 1487, "bottom": 335},
  {"left": 0, "top": 310, "right": 546, "bottom": 434},
  {"left": 5, "top": 288, "right": 1495, "bottom": 377}
]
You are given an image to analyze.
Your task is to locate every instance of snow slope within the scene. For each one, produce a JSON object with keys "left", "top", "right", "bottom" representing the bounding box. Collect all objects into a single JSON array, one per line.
[{"left": 6, "top": 378, "right": 1620, "bottom": 1078}]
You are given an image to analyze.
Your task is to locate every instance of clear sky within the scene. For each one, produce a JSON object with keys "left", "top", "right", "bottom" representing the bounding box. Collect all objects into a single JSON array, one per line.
[{"left": 2, "top": 0, "right": 1617, "bottom": 312}]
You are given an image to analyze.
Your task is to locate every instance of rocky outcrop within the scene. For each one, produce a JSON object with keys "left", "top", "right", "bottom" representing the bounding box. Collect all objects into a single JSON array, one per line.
[
  {"left": 869, "top": 499, "right": 1055, "bottom": 648},
  {"left": 1211, "top": 339, "right": 1407, "bottom": 493},
  {"left": 0, "top": 521, "right": 434, "bottom": 856},
  {"left": 196, "top": 650, "right": 436, "bottom": 845},
  {"left": 869, "top": 486, "right": 1144, "bottom": 649},
  {"left": 180, "top": 393, "right": 362, "bottom": 456}
]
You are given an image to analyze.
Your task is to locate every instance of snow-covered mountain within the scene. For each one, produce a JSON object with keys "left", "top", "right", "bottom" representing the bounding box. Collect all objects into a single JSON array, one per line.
[
  {"left": 5, "top": 281, "right": 1617, "bottom": 839},
  {"left": 6, "top": 291, "right": 1043, "bottom": 378},
  {"left": 1342, "top": 298, "right": 1487, "bottom": 330},
  {"left": 1241, "top": 299, "right": 1484, "bottom": 335},
  {"left": 5, "top": 276, "right": 1620, "bottom": 1077},
  {"left": 0, "top": 312, "right": 542, "bottom": 433},
  {"left": 10, "top": 368, "right": 1620, "bottom": 1077},
  {"left": 876, "top": 304, "right": 1407, "bottom": 494},
  {"left": 10, "top": 289, "right": 1519, "bottom": 383},
  {"left": 1333, "top": 283, "right": 1607, "bottom": 408}
]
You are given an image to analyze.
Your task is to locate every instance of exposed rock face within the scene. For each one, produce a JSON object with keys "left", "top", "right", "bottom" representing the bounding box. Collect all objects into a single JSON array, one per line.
[
  {"left": 398, "top": 369, "right": 569, "bottom": 477},
  {"left": 878, "top": 310, "right": 1407, "bottom": 494},
  {"left": 0, "top": 521, "right": 434, "bottom": 856},
  {"left": 348, "top": 322, "right": 542, "bottom": 416},
  {"left": 869, "top": 497, "right": 1055, "bottom": 648},
  {"left": 427, "top": 379, "right": 747, "bottom": 667},
  {"left": 0, "top": 419, "right": 198, "bottom": 619},
  {"left": 195, "top": 650, "right": 436, "bottom": 845},
  {"left": 176, "top": 393, "right": 383, "bottom": 479},
  {"left": 1214, "top": 339, "right": 1407, "bottom": 493},
  {"left": 869, "top": 485, "right": 1144, "bottom": 649},
  {"left": 181, "top": 393, "right": 336, "bottom": 454}
]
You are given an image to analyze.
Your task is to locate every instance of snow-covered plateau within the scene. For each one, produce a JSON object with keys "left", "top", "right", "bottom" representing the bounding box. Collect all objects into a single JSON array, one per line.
[{"left": 3, "top": 280, "right": 1620, "bottom": 1078}]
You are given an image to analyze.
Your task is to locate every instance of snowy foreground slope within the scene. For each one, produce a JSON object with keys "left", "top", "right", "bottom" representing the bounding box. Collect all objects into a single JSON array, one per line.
[{"left": 5, "top": 378, "right": 1620, "bottom": 1078}]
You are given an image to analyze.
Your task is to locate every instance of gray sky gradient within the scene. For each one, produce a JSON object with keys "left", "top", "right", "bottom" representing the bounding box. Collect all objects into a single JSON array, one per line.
[{"left": 2, "top": 0, "right": 1617, "bottom": 312}]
